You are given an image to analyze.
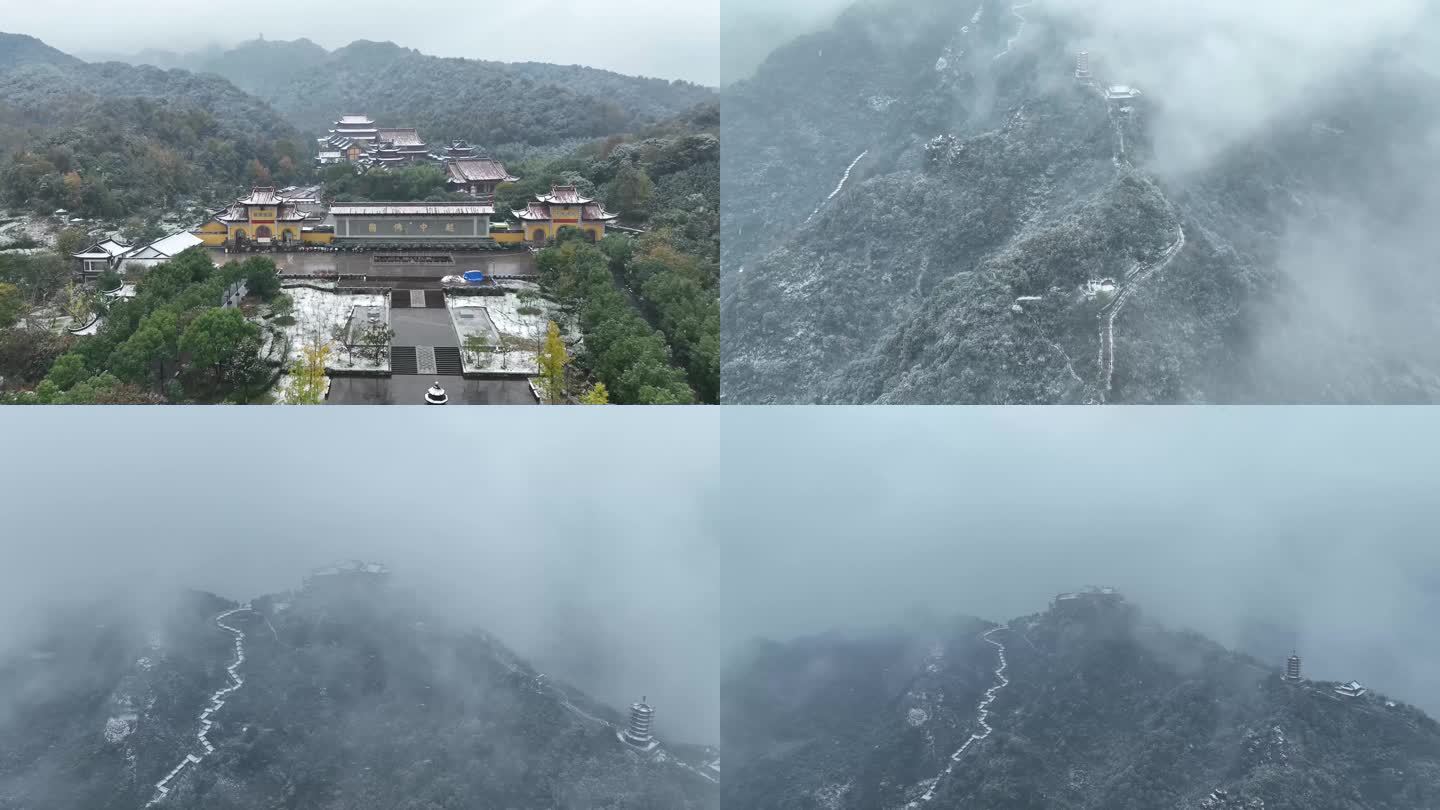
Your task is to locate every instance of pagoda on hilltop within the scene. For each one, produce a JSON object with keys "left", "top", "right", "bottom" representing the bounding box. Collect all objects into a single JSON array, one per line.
[
  {"left": 618, "top": 697, "right": 658, "bottom": 751},
  {"left": 1282, "top": 653, "right": 1303, "bottom": 683},
  {"left": 512, "top": 185, "right": 617, "bottom": 244}
]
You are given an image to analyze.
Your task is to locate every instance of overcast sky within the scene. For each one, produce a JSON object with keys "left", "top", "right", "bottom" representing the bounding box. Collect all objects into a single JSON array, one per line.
[
  {"left": 721, "top": 407, "right": 1440, "bottom": 718},
  {"left": 0, "top": 408, "right": 719, "bottom": 743},
  {"left": 3, "top": 0, "right": 720, "bottom": 85}
]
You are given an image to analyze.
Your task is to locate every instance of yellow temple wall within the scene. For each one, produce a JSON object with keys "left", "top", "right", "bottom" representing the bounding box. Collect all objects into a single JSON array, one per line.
[
  {"left": 302, "top": 231, "right": 334, "bottom": 245},
  {"left": 492, "top": 231, "right": 526, "bottom": 245}
]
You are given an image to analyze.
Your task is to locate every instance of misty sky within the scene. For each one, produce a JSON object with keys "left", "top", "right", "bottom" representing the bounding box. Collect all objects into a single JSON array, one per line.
[
  {"left": 0, "top": 408, "right": 719, "bottom": 743},
  {"left": 721, "top": 407, "right": 1440, "bottom": 718},
  {"left": 4, "top": 0, "right": 720, "bottom": 85},
  {"left": 722, "top": 0, "right": 1431, "bottom": 171}
]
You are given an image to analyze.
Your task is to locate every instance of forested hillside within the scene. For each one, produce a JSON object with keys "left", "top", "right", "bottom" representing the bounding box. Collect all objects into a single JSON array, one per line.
[
  {"left": 517, "top": 103, "right": 720, "bottom": 403},
  {"left": 0, "top": 33, "right": 310, "bottom": 220},
  {"left": 0, "top": 575, "right": 719, "bottom": 809},
  {"left": 132, "top": 39, "right": 716, "bottom": 155},
  {"left": 724, "top": 597, "right": 1440, "bottom": 809}
]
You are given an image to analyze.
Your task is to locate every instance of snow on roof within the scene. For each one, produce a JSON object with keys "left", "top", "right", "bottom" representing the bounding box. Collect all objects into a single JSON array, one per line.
[
  {"left": 144, "top": 231, "right": 204, "bottom": 258},
  {"left": 446, "top": 158, "right": 517, "bottom": 183},
  {"left": 74, "top": 237, "right": 131, "bottom": 259},
  {"left": 1106, "top": 84, "right": 1142, "bottom": 99},
  {"left": 329, "top": 203, "right": 495, "bottom": 216},
  {"left": 538, "top": 186, "right": 591, "bottom": 205},
  {"left": 337, "top": 115, "right": 374, "bottom": 125},
  {"left": 238, "top": 187, "right": 281, "bottom": 206},
  {"left": 377, "top": 128, "right": 425, "bottom": 147}
]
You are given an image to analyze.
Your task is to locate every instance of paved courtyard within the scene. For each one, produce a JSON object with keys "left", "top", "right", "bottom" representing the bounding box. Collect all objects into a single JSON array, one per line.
[
  {"left": 326, "top": 375, "right": 537, "bottom": 405},
  {"left": 390, "top": 308, "right": 459, "bottom": 347}
]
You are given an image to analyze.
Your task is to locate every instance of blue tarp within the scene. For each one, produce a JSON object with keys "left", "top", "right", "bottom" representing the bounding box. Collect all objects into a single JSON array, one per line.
[{"left": 463, "top": 270, "right": 486, "bottom": 284}]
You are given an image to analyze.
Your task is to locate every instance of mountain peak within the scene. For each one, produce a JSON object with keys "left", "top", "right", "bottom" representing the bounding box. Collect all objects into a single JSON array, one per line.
[{"left": 0, "top": 31, "right": 84, "bottom": 70}]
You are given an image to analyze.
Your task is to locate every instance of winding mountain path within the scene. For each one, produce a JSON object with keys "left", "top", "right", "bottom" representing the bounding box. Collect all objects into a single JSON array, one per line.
[
  {"left": 806, "top": 151, "right": 870, "bottom": 223},
  {"left": 908, "top": 625, "right": 1010, "bottom": 806},
  {"left": 1097, "top": 225, "right": 1185, "bottom": 399},
  {"left": 1087, "top": 82, "right": 1187, "bottom": 402},
  {"left": 146, "top": 605, "right": 252, "bottom": 806},
  {"left": 993, "top": 2, "right": 1035, "bottom": 60}
]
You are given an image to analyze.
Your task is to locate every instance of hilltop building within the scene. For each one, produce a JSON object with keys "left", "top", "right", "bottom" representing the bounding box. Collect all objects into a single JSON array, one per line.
[
  {"left": 1106, "top": 85, "right": 1142, "bottom": 102},
  {"left": 1053, "top": 587, "right": 1123, "bottom": 605},
  {"left": 619, "top": 697, "right": 658, "bottom": 751},
  {"left": 304, "top": 560, "right": 392, "bottom": 587},
  {"left": 1075, "top": 50, "right": 1092, "bottom": 81},
  {"left": 1334, "top": 681, "right": 1368, "bottom": 699},
  {"left": 1283, "top": 654, "right": 1302, "bottom": 683},
  {"left": 512, "top": 185, "right": 617, "bottom": 244}
]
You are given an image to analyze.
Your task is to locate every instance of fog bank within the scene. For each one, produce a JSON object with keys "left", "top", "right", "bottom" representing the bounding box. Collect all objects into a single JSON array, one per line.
[
  {"left": 0, "top": 408, "right": 719, "bottom": 743},
  {"left": 720, "top": 407, "right": 1440, "bottom": 718}
]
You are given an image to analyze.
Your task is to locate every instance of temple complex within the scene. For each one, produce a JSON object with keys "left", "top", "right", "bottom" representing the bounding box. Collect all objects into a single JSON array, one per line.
[{"left": 512, "top": 185, "right": 617, "bottom": 244}]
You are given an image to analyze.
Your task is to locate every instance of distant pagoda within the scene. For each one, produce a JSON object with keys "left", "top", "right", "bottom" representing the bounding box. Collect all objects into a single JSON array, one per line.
[
  {"left": 1283, "top": 653, "right": 1302, "bottom": 683},
  {"left": 619, "top": 696, "right": 658, "bottom": 751},
  {"left": 1075, "top": 50, "right": 1092, "bottom": 81}
]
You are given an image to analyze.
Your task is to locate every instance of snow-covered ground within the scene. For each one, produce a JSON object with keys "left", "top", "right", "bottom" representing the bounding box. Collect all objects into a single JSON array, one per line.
[
  {"left": 0, "top": 213, "right": 59, "bottom": 249},
  {"left": 447, "top": 283, "right": 564, "bottom": 376},
  {"left": 264, "top": 285, "right": 387, "bottom": 376}
]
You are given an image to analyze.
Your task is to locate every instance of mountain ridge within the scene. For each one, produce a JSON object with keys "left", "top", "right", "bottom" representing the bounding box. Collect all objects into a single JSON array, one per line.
[
  {"left": 105, "top": 37, "right": 717, "bottom": 152},
  {"left": 0, "top": 571, "right": 717, "bottom": 809},
  {"left": 723, "top": 592, "right": 1440, "bottom": 809}
]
